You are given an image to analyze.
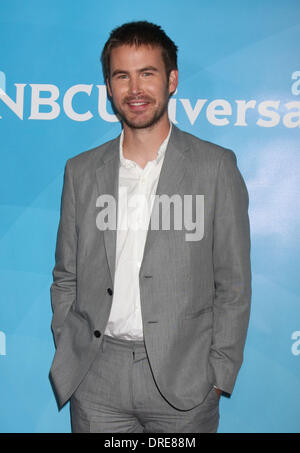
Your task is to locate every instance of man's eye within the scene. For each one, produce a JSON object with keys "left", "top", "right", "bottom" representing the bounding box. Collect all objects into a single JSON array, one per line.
[
  {"left": 142, "top": 72, "right": 153, "bottom": 77},
  {"left": 114, "top": 74, "right": 128, "bottom": 79}
]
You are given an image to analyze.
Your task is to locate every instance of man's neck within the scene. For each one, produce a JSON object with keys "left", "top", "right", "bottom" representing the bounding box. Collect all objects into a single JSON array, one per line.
[{"left": 122, "top": 117, "right": 171, "bottom": 169}]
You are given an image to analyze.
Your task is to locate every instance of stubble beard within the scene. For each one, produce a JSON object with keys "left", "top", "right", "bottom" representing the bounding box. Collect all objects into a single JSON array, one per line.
[{"left": 114, "top": 89, "right": 170, "bottom": 130}]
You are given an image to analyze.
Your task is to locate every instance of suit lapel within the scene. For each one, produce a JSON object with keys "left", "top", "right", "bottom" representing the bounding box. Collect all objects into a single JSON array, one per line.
[
  {"left": 142, "top": 125, "right": 191, "bottom": 262},
  {"left": 95, "top": 136, "right": 120, "bottom": 284},
  {"left": 94, "top": 126, "right": 191, "bottom": 282}
]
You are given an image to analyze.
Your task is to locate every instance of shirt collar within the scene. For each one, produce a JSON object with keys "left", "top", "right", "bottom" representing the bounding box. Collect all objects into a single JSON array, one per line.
[{"left": 119, "top": 123, "right": 172, "bottom": 169}]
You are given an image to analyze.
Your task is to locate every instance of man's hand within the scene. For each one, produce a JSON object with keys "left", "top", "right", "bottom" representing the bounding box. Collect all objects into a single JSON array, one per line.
[{"left": 214, "top": 387, "right": 222, "bottom": 398}]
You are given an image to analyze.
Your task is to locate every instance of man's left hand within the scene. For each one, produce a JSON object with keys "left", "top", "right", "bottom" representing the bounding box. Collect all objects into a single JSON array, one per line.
[{"left": 214, "top": 387, "right": 222, "bottom": 398}]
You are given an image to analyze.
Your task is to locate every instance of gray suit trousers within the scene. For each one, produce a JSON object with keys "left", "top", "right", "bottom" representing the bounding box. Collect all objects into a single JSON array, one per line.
[{"left": 70, "top": 335, "right": 220, "bottom": 433}]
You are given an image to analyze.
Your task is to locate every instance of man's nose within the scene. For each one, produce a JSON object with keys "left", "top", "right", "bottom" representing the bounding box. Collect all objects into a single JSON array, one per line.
[{"left": 128, "top": 76, "right": 142, "bottom": 95}]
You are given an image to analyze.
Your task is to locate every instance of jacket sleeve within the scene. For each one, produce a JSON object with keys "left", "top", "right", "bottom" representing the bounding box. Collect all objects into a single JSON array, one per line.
[
  {"left": 210, "top": 149, "right": 251, "bottom": 395},
  {"left": 50, "top": 159, "right": 77, "bottom": 348}
]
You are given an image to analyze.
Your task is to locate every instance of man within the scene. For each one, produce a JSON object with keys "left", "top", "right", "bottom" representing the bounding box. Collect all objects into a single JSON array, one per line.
[{"left": 49, "top": 21, "right": 251, "bottom": 433}]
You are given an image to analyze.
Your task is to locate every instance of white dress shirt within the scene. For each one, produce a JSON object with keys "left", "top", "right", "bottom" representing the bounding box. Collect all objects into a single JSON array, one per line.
[{"left": 104, "top": 124, "right": 172, "bottom": 340}]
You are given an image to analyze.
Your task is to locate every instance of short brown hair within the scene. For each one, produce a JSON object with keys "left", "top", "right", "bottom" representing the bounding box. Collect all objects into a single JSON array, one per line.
[{"left": 101, "top": 21, "right": 178, "bottom": 80}]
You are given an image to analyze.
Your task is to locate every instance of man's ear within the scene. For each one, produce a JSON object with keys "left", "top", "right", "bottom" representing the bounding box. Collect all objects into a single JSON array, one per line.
[
  {"left": 168, "top": 69, "right": 178, "bottom": 96},
  {"left": 106, "top": 78, "right": 112, "bottom": 97}
]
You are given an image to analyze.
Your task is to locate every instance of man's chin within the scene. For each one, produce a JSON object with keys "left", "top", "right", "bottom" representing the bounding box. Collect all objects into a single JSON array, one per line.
[
  {"left": 123, "top": 120, "right": 157, "bottom": 130},
  {"left": 120, "top": 111, "right": 167, "bottom": 130}
]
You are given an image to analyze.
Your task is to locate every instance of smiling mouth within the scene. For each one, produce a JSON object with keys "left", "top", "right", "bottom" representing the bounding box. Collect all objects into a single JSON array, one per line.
[
  {"left": 128, "top": 101, "right": 148, "bottom": 106},
  {"left": 126, "top": 100, "right": 151, "bottom": 112}
]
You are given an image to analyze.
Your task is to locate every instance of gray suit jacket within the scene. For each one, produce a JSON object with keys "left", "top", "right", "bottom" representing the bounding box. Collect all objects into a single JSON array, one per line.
[{"left": 49, "top": 125, "right": 251, "bottom": 410}]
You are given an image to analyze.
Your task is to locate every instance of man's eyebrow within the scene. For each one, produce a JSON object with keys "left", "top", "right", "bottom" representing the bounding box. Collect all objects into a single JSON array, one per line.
[
  {"left": 111, "top": 66, "right": 159, "bottom": 77},
  {"left": 111, "top": 69, "right": 128, "bottom": 77},
  {"left": 139, "top": 66, "right": 159, "bottom": 73}
]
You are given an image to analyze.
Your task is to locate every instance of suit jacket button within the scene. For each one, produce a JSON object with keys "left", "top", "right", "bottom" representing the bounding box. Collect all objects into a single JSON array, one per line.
[
  {"left": 94, "top": 330, "right": 101, "bottom": 338},
  {"left": 107, "top": 288, "right": 113, "bottom": 296}
]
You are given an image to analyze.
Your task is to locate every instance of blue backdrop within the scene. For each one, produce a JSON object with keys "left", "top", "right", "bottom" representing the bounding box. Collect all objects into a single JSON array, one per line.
[{"left": 0, "top": 0, "right": 299, "bottom": 433}]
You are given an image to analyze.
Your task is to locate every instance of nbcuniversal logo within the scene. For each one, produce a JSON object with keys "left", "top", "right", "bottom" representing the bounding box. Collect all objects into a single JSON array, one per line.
[
  {"left": 0, "top": 71, "right": 300, "bottom": 128},
  {"left": 0, "top": 70, "right": 6, "bottom": 94},
  {"left": 0, "top": 331, "right": 6, "bottom": 356}
]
